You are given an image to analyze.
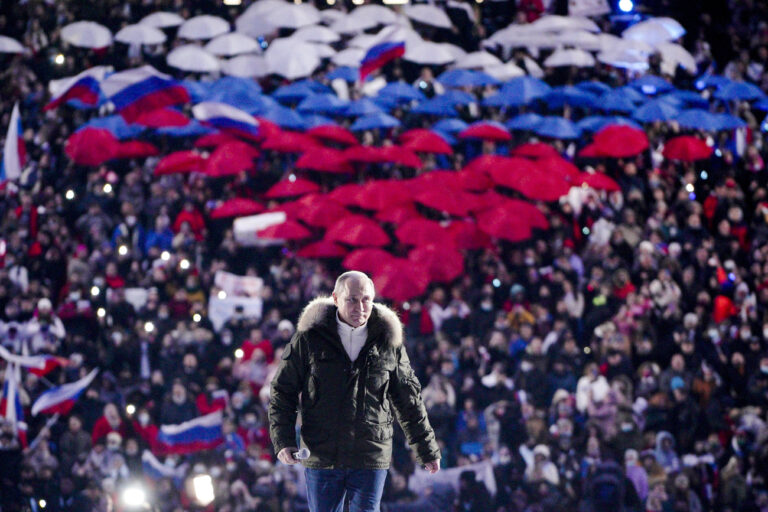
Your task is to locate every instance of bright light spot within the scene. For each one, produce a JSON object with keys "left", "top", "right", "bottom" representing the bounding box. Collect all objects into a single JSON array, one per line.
[
  {"left": 618, "top": 0, "right": 634, "bottom": 12},
  {"left": 54, "top": 54, "right": 65, "bottom": 65},
  {"left": 476, "top": 0, "right": 484, "bottom": 3},
  {"left": 582, "top": 227, "right": 590, "bottom": 235},
  {"left": 223, "top": 0, "right": 242, "bottom": 4},
  {"left": 145, "top": 322, "right": 155, "bottom": 333},
  {"left": 288, "top": 174, "right": 296, "bottom": 182},
  {"left": 685, "top": 183, "right": 694, "bottom": 193},
  {"left": 492, "top": 278, "right": 501, "bottom": 288},
  {"left": 728, "top": 272, "right": 736, "bottom": 281},
  {"left": 161, "top": 251, "right": 171, "bottom": 261},
  {"left": 180, "top": 259, "right": 190, "bottom": 270},
  {"left": 192, "top": 474, "right": 215, "bottom": 506},
  {"left": 103, "top": 183, "right": 112, "bottom": 194},
  {"left": 97, "top": 308, "right": 106, "bottom": 318},
  {"left": 121, "top": 485, "right": 147, "bottom": 507},
  {"left": 700, "top": 171, "right": 708, "bottom": 180},
  {"left": 689, "top": 192, "right": 696, "bottom": 200},
  {"left": 217, "top": 290, "right": 227, "bottom": 299},
  {"left": 715, "top": 149, "right": 722, "bottom": 156},
  {"left": 193, "top": 313, "right": 202, "bottom": 323},
  {"left": 640, "top": 85, "right": 656, "bottom": 95},
  {"left": 39, "top": 499, "right": 46, "bottom": 509},
  {"left": 126, "top": 404, "right": 136, "bottom": 415},
  {"left": 402, "top": 301, "right": 411, "bottom": 310},
  {"left": 65, "top": 190, "right": 75, "bottom": 200},
  {"left": 90, "top": 286, "right": 100, "bottom": 297},
  {"left": 235, "top": 348, "right": 244, "bottom": 359},
  {"left": 118, "top": 245, "right": 128, "bottom": 256},
  {"left": 584, "top": 347, "right": 591, "bottom": 354},
  {"left": 327, "top": 0, "right": 336, "bottom": 4},
  {"left": 352, "top": 0, "right": 363, "bottom": 5}
]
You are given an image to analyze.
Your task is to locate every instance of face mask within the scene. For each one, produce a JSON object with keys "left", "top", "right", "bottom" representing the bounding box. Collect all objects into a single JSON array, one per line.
[
  {"left": 172, "top": 394, "right": 185, "bottom": 405},
  {"left": 761, "top": 366, "right": 768, "bottom": 374},
  {"left": 499, "top": 454, "right": 511, "bottom": 464},
  {"left": 222, "top": 334, "right": 233, "bottom": 346},
  {"left": 520, "top": 361, "right": 533, "bottom": 373},
  {"left": 126, "top": 447, "right": 138, "bottom": 456},
  {"left": 138, "top": 413, "right": 150, "bottom": 426},
  {"left": 621, "top": 422, "right": 634, "bottom": 432},
  {"left": 107, "top": 444, "right": 120, "bottom": 452},
  {"left": 226, "top": 462, "right": 237, "bottom": 472}
]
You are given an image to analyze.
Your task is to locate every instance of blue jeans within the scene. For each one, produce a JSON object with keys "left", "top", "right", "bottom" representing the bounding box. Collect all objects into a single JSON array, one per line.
[{"left": 305, "top": 467, "right": 387, "bottom": 512}]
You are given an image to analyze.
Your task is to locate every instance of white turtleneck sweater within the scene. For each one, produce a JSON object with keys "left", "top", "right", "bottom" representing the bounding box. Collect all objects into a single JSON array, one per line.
[{"left": 336, "top": 312, "right": 368, "bottom": 362}]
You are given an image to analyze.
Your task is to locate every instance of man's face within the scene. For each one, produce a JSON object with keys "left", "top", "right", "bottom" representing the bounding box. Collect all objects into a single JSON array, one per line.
[{"left": 333, "top": 278, "right": 373, "bottom": 328}]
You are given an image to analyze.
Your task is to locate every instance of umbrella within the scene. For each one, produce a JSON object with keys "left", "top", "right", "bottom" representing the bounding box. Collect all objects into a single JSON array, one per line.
[
  {"left": 350, "top": 113, "right": 401, "bottom": 131},
  {"left": 222, "top": 55, "right": 269, "bottom": 78},
  {"left": 536, "top": 157, "right": 582, "bottom": 183},
  {"left": 178, "top": 15, "right": 230, "bottom": 40},
  {"left": 342, "top": 248, "right": 395, "bottom": 273},
  {"left": 676, "top": 109, "right": 720, "bottom": 131},
  {"left": 79, "top": 115, "right": 143, "bottom": 140},
  {"left": 0, "top": 36, "right": 24, "bottom": 53},
  {"left": 61, "top": 21, "right": 113, "bottom": 48},
  {"left": 633, "top": 99, "right": 680, "bottom": 122},
  {"left": 354, "top": 180, "right": 412, "bottom": 210},
  {"left": 327, "top": 66, "right": 360, "bottom": 82},
  {"left": 404, "top": 41, "right": 457, "bottom": 66},
  {"left": 115, "top": 140, "right": 159, "bottom": 160},
  {"left": 437, "top": 69, "right": 500, "bottom": 88},
  {"left": 433, "top": 118, "right": 468, "bottom": 134},
  {"left": 193, "top": 133, "right": 240, "bottom": 148},
  {"left": 656, "top": 42, "right": 697, "bottom": 75},
  {"left": 211, "top": 198, "right": 265, "bottom": 219},
  {"left": 297, "top": 93, "right": 348, "bottom": 115},
  {"left": 375, "top": 204, "right": 421, "bottom": 224},
  {"left": 258, "top": 220, "right": 312, "bottom": 241},
  {"left": 115, "top": 24, "right": 166, "bottom": 45},
  {"left": 262, "top": 131, "right": 318, "bottom": 153},
  {"left": 263, "top": 2, "right": 320, "bottom": 29},
  {"left": 258, "top": 107, "right": 306, "bottom": 130},
  {"left": 713, "top": 81, "right": 765, "bottom": 101},
  {"left": 349, "top": 4, "right": 398, "bottom": 26},
  {"left": 400, "top": 129, "right": 453, "bottom": 154},
  {"left": 544, "top": 86, "right": 598, "bottom": 109},
  {"left": 412, "top": 97, "right": 459, "bottom": 117},
  {"left": 409, "top": 245, "right": 464, "bottom": 283},
  {"left": 327, "top": 183, "right": 366, "bottom": 205},
  {"left": 378, "top": 82, "right": 426, "bottom": 103},
  {"left": 597, "top": 48, "right": 649, "bottom": 71},
  {"left": 447, "top": 220, "right": 492, "bottom": 250},
  {"left": 490, "top": 160, "right": 571, "bottom": 201},
  {"left": 531, "top": 14, "right": 600, "bottom": 32},
  {"left": 592, "top": 125, "right": 649, "bottom": 158},
  {"left": 331, "top": 48, "right": 366, "bottom": 68},
  {"left": 297, "top": 240, "right": 348, "bottom": 259},
  {"left": 629, "top": 75, "right": 674, "bottom": 94},
  {"left": 577, "top": 116, "right": 640, "bottom": 133},
  {"left": 454, "top": 51, "right": 503, "bottom": 69},
  {"left": 578, "top": 173, "right": 621, "bottom": 192},
  {"left": 133, "top": 108, "right": 189, "bottom": 128},
  {"left": 204, "top": 141, "right": 259, "bottom": 177},
  {"left": 235, "top": 10, "right": 277, "bottom": 38},
  {"left": 554, "top": 30, "right": 602, "bottom": 50},
  {"left": 139, "top": 11, "right": 184, "bottom": 28},
  {"left": 500, "top": 76, "right": 552, "bottom": 104},
  {"left": 463, "top": 154, "right": 513, "bottom": 175},
  {"left": 264, "top": 177, "right": 320, "bottom": 198},
  {"left": 307, "top": 125, "right": 359, "bottom": 146},
  {"left": 344, "top": 99, "right": 384, "bottom": 117},
  {"left": 326, "top": 216, "right": 390, "bottom": 247},
  {"left": 598, "top": 90, "right": 639, "bottom": 113},
  {"left": 663, "top": 90, "right": 708, "bottom": 108},
  {"left": 65, "top": 128, "right": 119, "bottom": 165},
  {"left": 576, "top": 80, "right": 613, "bottom": 95},
  {"left": 483, "top": 62, "right": 527, "bottom": 81},
  {"left": 294, "top": 197, "right": 349, "bottom": 228},
  {"left": 154, "top": 151, "right": 206, "bottom": 175},
  {"left": 544, "top": 48, "right": 595, "bottom": 67},
  {"left": 459, "top": 121, "right": 511, "bottom": 141},
  {"left": 205, "top": 33, "right": 260, "bottom": 56},
  {"left": 296, "top": 148, "right": 353, "bottom": 173},
  {"left": 404, "top": 4, "right": 452, "bottom": 28},
  {"left": 167, "top": 45, "right": 220, "bottom": 73},
  {"left": 713, "top": 113, "right": 746, "bottom": 130},
  {"left": 533, "top": 117, "right": 581, "bottom": 139},
  {"left": 413, "top": 188, "right": 478, "bottom": 216},
  {"left": 511, "top": 142, "right": 561, "bottom": 159},
  {"left": 506, "top": 113, "right": 544, "bottom": 131},
  {"left": 395, "top": 218, "right": 454, "bottom": 247},
  {"left": 662, "top": 136, "right": 713, "bottom": 161},
  {"left": 272, "top": 81, "right": 318, "bottom": 102},
  {"left": 292, "top": 25, "right": 341, "bottom": 44},
  {"left": 476, "top": 207, "right": 534, "bottom": 242},
  {"left": 622, "top": 17, "right": 685, "bottom": 45},
  {"left": 372, "top": 259, "right": 430, "bottom": 302},
  {"left": 265, "top": 39, "right": 320, "bottom": 79}
]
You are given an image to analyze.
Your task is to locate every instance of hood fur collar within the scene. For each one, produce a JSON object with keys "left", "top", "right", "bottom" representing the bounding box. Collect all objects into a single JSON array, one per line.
[{"left": 296, "top": 296, "right": 403, "bottom": 348}]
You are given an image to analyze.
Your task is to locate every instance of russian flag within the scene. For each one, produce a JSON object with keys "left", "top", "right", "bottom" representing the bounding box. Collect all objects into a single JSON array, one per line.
[
  {"left": 191, "top": 102, "right": 260, "bottom": 142},
  {"left": 360, "top": 41, "right": 405, "bottom": 82},
  {"left": 44, "top": 66, "right": 108, "bottom": 111},
  {"left": 1, "top": 363, "right": 27, "bottom": 447},
  {"left": 156, "top": 411, "right": 224, "bottom": 455},
  {"left": 31, "top": 368, "right": 99, "bottom": 416},
  {"left": 1, "top": 103, "right": 25, "bottom": 184},
  {"left": 101, "top": 65, "right": 190, "bottom": 123},
  {"left": 0, "top": 346, "right": 68, "bottom": 377},
  {"left": 141, "top": 450, "right": 187, "bottom": 485}
]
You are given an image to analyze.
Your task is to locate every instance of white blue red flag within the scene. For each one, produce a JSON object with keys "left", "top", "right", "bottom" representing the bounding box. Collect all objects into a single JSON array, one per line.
[
  {"left": 1, "top": 103, "right": 25, "bottom": 183},
  {"left": 1, "top": 363, "right": 27, "bottom": 446},
  {"left": 191, "top": 102, "right": 260, "bottom": 141},
  {"left": 360, "top": 27, "right": 405, "bottom": 82},
  {"left": 44, "top": 66, "right": 108, "bottom": 111},
  {"left": 156, "top": 411, "right": 224, "bottom": 455},
  {"left": 101, "top": 65, "right": 190, "bottom": 122},
  {"left": 31, "top": 368, "right": 99, "bottom": 416}
]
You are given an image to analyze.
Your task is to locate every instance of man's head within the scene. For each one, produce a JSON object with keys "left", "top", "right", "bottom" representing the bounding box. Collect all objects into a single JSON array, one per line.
[{"left": 332, "top": 271, "right": 375, "bottom": 328}]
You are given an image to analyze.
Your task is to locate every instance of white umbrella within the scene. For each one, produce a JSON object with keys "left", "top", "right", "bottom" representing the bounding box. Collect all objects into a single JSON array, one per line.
[
  {"left": 292, "top": 25, "right": 341, "bottom": 44},
  {"left": 622, "top": 17, "right": 685, "bottom": 45},
  {"left": 178, "top": 15, "right": 230, "bottom": 40},
  {"left": 484, "top": 25, "right": 556, "bottom": 50},
  {"left": 523, "top": 56, "right": 544, "bottom": 78},
  {"left": 167, "top": 45, "right": 221, "bottom": 73},
  {"left": 222, "top": 55, "right": 269, "bottom": 78},
  {"left": 205, "top": 33, "right": 260, "bottom": 56},
  {"left": 655, "top": 42, "right": 697, "bottom": 74},
  {"left": 440, "top": 43, "right": 467, "bottom": 61},
  {"left": 348, "top": 33, "right": 379, "bottom": 50},
  {"left": 484, "top": 62, "right": 526, "bottom": 81},
  {"left": 241, "top": 0, "right": 287, "bottom": 18},
  {"left": 544, "top": 48, "right": 596, "bottom": 67},
  {"left": 555, "top": 30, "right": 601, "bottom": 50},
  {"left": 597, "top": 48, "right": 649, "bottom": 71},
  {"left": 265, "top": 38, "right": 320, "bottom": 79},
  {"left": 329, "top": 13, "right": 377, "bottom": 34},
  {"left": 332, "top": 48, "right": 365, "bottom": 67},
  {"left": 139, "top": 12, "right": 184, "bottom": 28},
  {"left": 0, "top": 36, "right": 24, "bottom": 53},
  {"left": 404, "top": 41, "right": 456, "bottom": 65},
  {"left": 320, "top": 9, "right": 345, "bottom": 25},
  {"left": 61, "top": 21, "right": 113, "bottom": 48},
  {"left": 453, "top": 51, "right": 502, "bottom": 69},
  {"left": 349, "top": 4, "right": 398, "bottom": 26},
  {"left": 615, "top": 37, "right": 655, "bottom": 55},
  {"left": 310, "top": 43, "right": 336, "bottom": 59},
  {"left": 235, "top": 12, "right": 277, "bottom": 38},
  {"left": 115, "top": 24, "right": 167, "bottom": 45},
  {"left": 530, "top": 15, "right": 600, "bottom": 33},
  {"left": 263, "top": 2, "right": 320, "bottom": 29},
  {"left": 403, "top": 4, "right": 453, "bottom": 29}
]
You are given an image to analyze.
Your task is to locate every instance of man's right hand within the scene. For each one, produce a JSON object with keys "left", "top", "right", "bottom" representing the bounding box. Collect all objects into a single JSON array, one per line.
[{"left": 277, "top": 447, "right": 299, "bottom": 465}]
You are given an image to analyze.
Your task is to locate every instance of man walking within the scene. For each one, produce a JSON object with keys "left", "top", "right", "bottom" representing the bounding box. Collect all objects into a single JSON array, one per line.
[{"left": 269, "top": 271, "right": 440, "bottom": 512}]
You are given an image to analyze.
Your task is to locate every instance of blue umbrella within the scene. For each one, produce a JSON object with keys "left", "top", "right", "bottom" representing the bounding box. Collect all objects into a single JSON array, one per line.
[
  {"left": 441, "top": 89, "right": 476, "bottom": 105},
  {"left": 677, "top": 109, "right": 720, "bottom": 131},
  {"left": 344, "top": 98, "right": 384, "bottom": 116},
  {"left": 259, "top": 105, "right": 306, "bottom": 130},
  {"left": 412, "top": 97, "right": 459, "bottom": 116},
  {"left": 629, "top": 75, "right": 674, "bottom": 95},
  {"left": 350, "top": 112, "right": 401, "bottom": 131},
  {"left": 663, "top": 90, "right": 708, "bottom": 109},
  {"left": 272, "top": 82, "right": 318, "bottom": 102},
  {"left": 614, "top": 86, "right": 648, "bottom": 104},
  {"left": 575, "top": 80, "right": 612, "bottom": 95},
  {"left": 545, "top": 86, "right": 598, "bottom": 109},
  {"left": 437, "top": 69, "right": 500, "bottom": 88},
  {"left": 212, "top": 76, "right": 262, "bottom": 95},
  {"left": 753, "top": 98, "right": 768, "bottom": 111},
  {"left": 533, "top": 116, "right": 580, "bottom": 139},
  {"left": 156, "top": 119, "right": 214, "bottom": 137},
  {"left": 327, "top": 66, "right": 359, "bottom": 82},
  {"left": 577, "top": 116, "right": 640, "bottom": 133},
  {"left": 433, "top": 118, "right": 468, "bottom": 133},
  {"left": 371, "top": 95, "right": 398, "bottom": 112},
  {"left": 695, "top": 74, "right": 732, "bottom": 90},
  {"left": 500, "top": 76, "right": 552, "bottom": 104},
  {"left": 302, "top": 115, "right": 336, "bottom": 129},
  {"left": 300, "top": 79, "right": 333, "bottom": 94},
  {"left": 209, "top": 89, "right": 275, "bottom": 115},
  {"left": 433, "top": 129, "right": 456, "bottom": 145},
  {"left": 598, "top": 91, "right": 639, "bottom": 113},
  {"left": 182, "top": 80, "right": 215, "bottom": 103},
  {"left": 506, "top": 113, "right": 543, "bottom": 131},
  {"left": 633, "top": 100, "right": 680, "bottom": 122},
  {"left": 297, "top": 93, "right": 348, "bottom": 115},
  {"left": 713, "top": 113, "right": 747, "bottom": 130},
  {"left": 483, "top": 91, "right": 517, "bottom": 108},
  {"left": 378, "top": 82, "right": 426, "bottom": 103},
  {"left": 80, "top": 115, "right": 144, "bottom": 140},
  {"left": 714, "top": 81, "right": 766, "bottom": 101}
]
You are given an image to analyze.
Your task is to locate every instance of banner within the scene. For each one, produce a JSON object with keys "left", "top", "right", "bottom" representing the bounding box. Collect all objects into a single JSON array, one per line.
[
  {"left": 208, "top": 296, "right": 263, "bottom": 331},
  {"left": 214, "top": 270, "right": 264, "bottom": 298}
]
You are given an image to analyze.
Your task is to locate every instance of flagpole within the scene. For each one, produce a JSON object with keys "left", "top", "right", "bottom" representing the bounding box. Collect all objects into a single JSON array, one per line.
[{"left": 24, "top": 413, "right": 60, "bottom": 453}]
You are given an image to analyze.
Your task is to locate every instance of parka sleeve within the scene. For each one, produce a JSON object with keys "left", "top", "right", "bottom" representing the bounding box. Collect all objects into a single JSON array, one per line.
[
  {"left": 268, "top": 332, "right": 307, "bottom": 454},
  {"left": 387, "top": 342, "right": 441, "bottom": 465}
]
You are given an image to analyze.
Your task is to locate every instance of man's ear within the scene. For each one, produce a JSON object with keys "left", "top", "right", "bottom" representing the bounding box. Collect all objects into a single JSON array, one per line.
[{"left": 332, "top": 293, "right": 338, "bottom": 307}]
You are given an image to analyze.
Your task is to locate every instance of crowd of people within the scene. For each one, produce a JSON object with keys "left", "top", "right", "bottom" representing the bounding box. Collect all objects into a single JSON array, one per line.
[{"left": 2, "top": 0, "right": 768, "bottom": 511}]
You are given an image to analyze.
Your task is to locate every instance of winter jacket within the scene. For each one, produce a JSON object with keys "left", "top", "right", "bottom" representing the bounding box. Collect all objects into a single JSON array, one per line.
[{"left": 268, "top": 297, "right": 440, "bottom": 470}]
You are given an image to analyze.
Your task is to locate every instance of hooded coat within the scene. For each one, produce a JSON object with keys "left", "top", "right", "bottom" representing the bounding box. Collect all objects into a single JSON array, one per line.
[{"left": 268, "top": 297, "right": 440, "bottom": 469}]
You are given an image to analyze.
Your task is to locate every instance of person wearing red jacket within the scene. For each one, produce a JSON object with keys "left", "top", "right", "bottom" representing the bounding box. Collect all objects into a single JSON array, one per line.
[
  {"left": 173, "top": 200, "right": 206, "bottom": 241},
  {"left": 91, "top": 403, "right": 128, "bottom": 444}
]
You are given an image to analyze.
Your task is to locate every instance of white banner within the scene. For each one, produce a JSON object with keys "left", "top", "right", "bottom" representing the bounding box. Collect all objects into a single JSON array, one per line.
[
  {"left": 208, "top": 296, "right": 263, "bottom": 331},
  {"left": 569, "top": 0, "right": 611, "bottom": 17},
  {"left": 214, "top": 270, "right": 264, "bottom": 298},
  {"left": 408, "top": 460, "right": 496, "bottom": 496}
]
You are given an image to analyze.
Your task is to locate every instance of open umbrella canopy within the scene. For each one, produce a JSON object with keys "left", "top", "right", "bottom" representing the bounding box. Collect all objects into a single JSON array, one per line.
[
  {"left": 257, "top": 219, "right": 312, "bottom": 240},
  {"left": 533, "top": 117, "right": 581, "bottom": 139},
  {"left": 412, "top": 97, "right": 459, "bottom": 117},
  {"left": 395, "top": 218, "right": 454, "bottom": 247},
  {"left": 296, "top": 147, "right": 353, "bottom": 173},
  {"left": 350, "top": 113, "right": 401, "bottom": 131},
  {"left": 447, "top": 220, "right": 493, "bottom": 250},
  {"left": 178, "top": 15, "right": 230, "bottom": 40},
  {"left": 578, "top": 172, "right": 621, "bottom": 192},
  {"left": 154, "top": 150, "right": 206, "bottom": 175},
  {"left": 463, "top": 154, "right": 512, "bottom": 175},
  {"left": 353, "top": 180, "right": 412, "bottom": 210},
  {"left": 437, "top": 69, "right": 500, "bottom": 88},
  {"left": 115, "top": 24, "right": 167, "bottom": 45},
  {"left": 222, "top": 55, "right": 270, "bottom": 78},
  {"left": 211, "top": 198, "right": 265, "bottom": 219},
  {"left": 372, "top": 259, "right": 430, "bottom": 302},
  {"left": 506, "top": 113, "right": 544, "bottom": 131},
  {"left": 307, "top": 125, "right": 358, "bottom": 146},
  {"left": 622, "top": 17, "right": 685, "bottom": 45},
  {"left": 262, "top": 131, "right": 317, "bottom": 153},
  {"left": 413, "top": 188, "right": 479, "bottom": 216},
  {"left": 139, "top": 11, "right": 184, "bottom": 28},
  {"left": 592, "top": 124, "right": 649, "bottom": 158},
  {"left": 65, "top": 128, "right": 120, "bottom": 165},
  {"left": 204, "top": 141, "right": 259, "bottom": 177},
  {"left": 292, "top": 24, "right": 342, "bottom": 44},
  {"left": 325, "top": 215, "right": 390, "bottom": 247},
  {"left": 409, "top": 244, "right": 464, "bottom": 283},
  {"left": 61, "top": 21, "right": 113, "bottom": 48},
  {"left": 493, "top": 166, "right": 571, "bottom": 202},
  {"left": 342, "top": 248, "right": 395, "bottom": 273},
  {"left": 205, "top": 33, "right": 260, "bottom": 56},
  {"left": 264, "top": 177, "right": 320, "bottom": 198},
  {"left": 476, "top": 206, "right": 534, "bottom": 242},
  {"left": 676, "top": 109, "right": 720, "bottom": 131},
  {"left": 297, "top": 240, "right": 348, "bottom": 259},
  {"left": 713, "top": 81, "right": 765, "bottom": 101},
  {"left": 400, "top": 129, "right": 453, "bottom": 154},
  {"left": 0, "top": 36, "right": 24, "bottom": 53},
  {"left": 297, "top": 93, "right": 349, "bottom": 115},
  {"left": 662, "top": 136, "right": 713, "bottom": 161},
  {"left": 377, "top": 82, "right": 426, "bottom": 103},
  {"left": 167, "top": 45, "right": 220, "bottom": 73},
  {"left": 133, "top": 108, "right": 189, "bottom": 128},
  {"left": 294, "top": 196, "right": 349, "bottom": 228},
  {"left": 537, "top": 157, "right": 582, "bottom": 182},
  {"left": 459, "top": 121, "right": 511, "bottom": 141},
  {"left": 404, "top": 4, "right": 453, "bottom": 28},
  {"left": 544, "top": 48, "right": 595, "bottom": 68},
  {"left": 375, "top": 203, "right": 421, "bottom": 224},
  {"left": 633, "top": 99, "right": 680, "bottom": 122},
  {"left": 544, "top": 86, "right": 598, "bottom": 109},
  {"left": 114, "top": 140, "right": 159, "bottom": 160},
  {"left": 265, "top": 39, "right": 320, "bottom": 80},
  {"left": 263, "top": 2, "right": 321, "bottom": 29},
  {"left": 511, "top": 142, "right": 561, "bottom": 159}
]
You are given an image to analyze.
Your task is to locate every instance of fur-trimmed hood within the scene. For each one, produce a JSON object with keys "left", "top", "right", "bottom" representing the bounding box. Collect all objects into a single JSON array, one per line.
[{"left": 296, "top": 296, "right": 403, "bottom": 348}]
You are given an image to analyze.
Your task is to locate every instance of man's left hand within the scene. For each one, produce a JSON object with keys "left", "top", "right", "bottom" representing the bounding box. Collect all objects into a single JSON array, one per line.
[{"left": 424, "top": 460, "right": 440, "bottom": 474}]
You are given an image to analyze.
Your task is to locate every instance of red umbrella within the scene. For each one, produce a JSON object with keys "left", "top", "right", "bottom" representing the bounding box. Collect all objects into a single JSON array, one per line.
[
  {"left": 381, "top": 145, "right": 423, "bottom": 169},
  {"left": 264, "top": 177, "right": 320, "bottom": 199},
  {"left": 662, "top": 136, "right": 713, "bottom": 161},
  {"left": 458, "top": 122, "right": 512, "bottom": 141},
  {"left": 194, "top": 132, "right": 240, "bottom": 148},
  {"left": 462, "top": 155, "right": 513, "bottom": 175},
  {"left": 342, "top": 247, "right": 395, "bottom": 273},
  {"left": 65, "top": 128, "right": 119, "bottom": 166},
  {"left": 399, "top": 129, "right": 453, "bottom": 154},
  {"left": 344, "top": 145, "right": 390, "bottom": 164},
  {"left": 578, "top": 172, "right": 621, "bottom": 192},
  {"left": 447, "top": 220, "right": 493, "bottom": 250},
  {"left": 408, "top": 244, "right": 464, "bottom": 283},
  {"left": 493, "top": 169, "right": 571, "bottom": 202},
  {"left": 413, "top": 188, "right": 480, "bottom": 216},
  {"left": 407, "top": 170, "right": 460, "bottom": 192},
  {"left": 487, "top": 157, "right": 539, "bottom": 188},
  {"left": 467, "top": 190, "right": 514, "bottom": 213},
  {"left": 307, "top": 125, "right": 359, "bottom": 146},
  {"left": 511, "top": 142, "right": 560, "bottom": 159},
  {"left": 456, "top": 170, "right": 494, "bottom": 192},
  {"left": 592, "top": 125, "right": 649, "bottom": 158},
  {"left": 327, "top": 183, "right": 366, "bottom": 206},
  {"left": 476, "top": 207, "right": 534, "bottom": 242},
  {"left": 375, "top": 204, "right": 421, "bottom": 224},
  {"left": 295, "top": 197, "right": 349, "bottom": 228},
  {"left": 325, "top": 215, "right": 390, "bottom": 247},
  {"left": 154, "top": 150, "right": 206, "bottom": 175},
  {"left": 204, "top": 141, "right": 260, "bottom": 177},
  {"left": 577, "top": 143, "right": 601, "bottom": 158},
  {"left": 297, "top": 240, "right": 348, "bottom": 258},
  {"left": 372, "top": 259, "right": 430, "bottom": 302},
  {"left": 257, "top": 219, "right": 312, "bottom": 240},
  {"left": 354, "top": 180, "right": 412, "bottom": 210},
  {"left": 395, "top": 218, "right": 454, "bottom": 246},
  {"left": 133, "top": 108, "right": 189, "bottom": 128},
  {"left": 253, "top": 118, "right": 281, "bottom": 139},
  {"left": 262, "top": 131, "right": 319, "bottom": 153},
  {"left": 114, "top": 141, "right": 159, "bottom": 159},
  {"left": 210, "top": 198, "right": 265, "bottom": 219},
  {"left": 537, "top": 157, "right": 581, "bottom": 183},
  {"left": 296, "top": 147, "right": 353, "bottom": 173}
]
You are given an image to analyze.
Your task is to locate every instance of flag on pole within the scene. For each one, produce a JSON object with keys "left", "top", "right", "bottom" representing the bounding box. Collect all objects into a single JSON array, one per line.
[
  {"left": 101, "top": 65, "right": 190, "bottom": 122},
  {"left": 0, "top": 346, "right": 68, "bottom": 377},
  {"left": 1, "top": 103, "right": 25, "bottom": 183},
  {"left": 31, "top": 368, "right": 99, "bottom": 416},
  {"left": 0, "top": 363, "right": 27, "bottom": 447},
  {"left": 191, "top": 102, "right": 260, "bottom": 141},
  {"left": 44, "top": 66, "right": 108, "bottom": 111},
  {"left": 360, "top": 41, "right": 405, "bottom": 82},
  {"left": 156, "top": 411, "right": 224, "bottom": 454}
]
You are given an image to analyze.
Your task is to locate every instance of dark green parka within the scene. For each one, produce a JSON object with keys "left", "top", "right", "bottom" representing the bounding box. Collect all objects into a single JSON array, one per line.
[{"left": 268, "top": 297, "right": 440, "bottom": 470}]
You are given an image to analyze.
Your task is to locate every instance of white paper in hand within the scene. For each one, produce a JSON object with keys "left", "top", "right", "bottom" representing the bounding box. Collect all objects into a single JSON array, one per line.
[{"left": 293, "top": 448, "right": 311, "bottom": 460}]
